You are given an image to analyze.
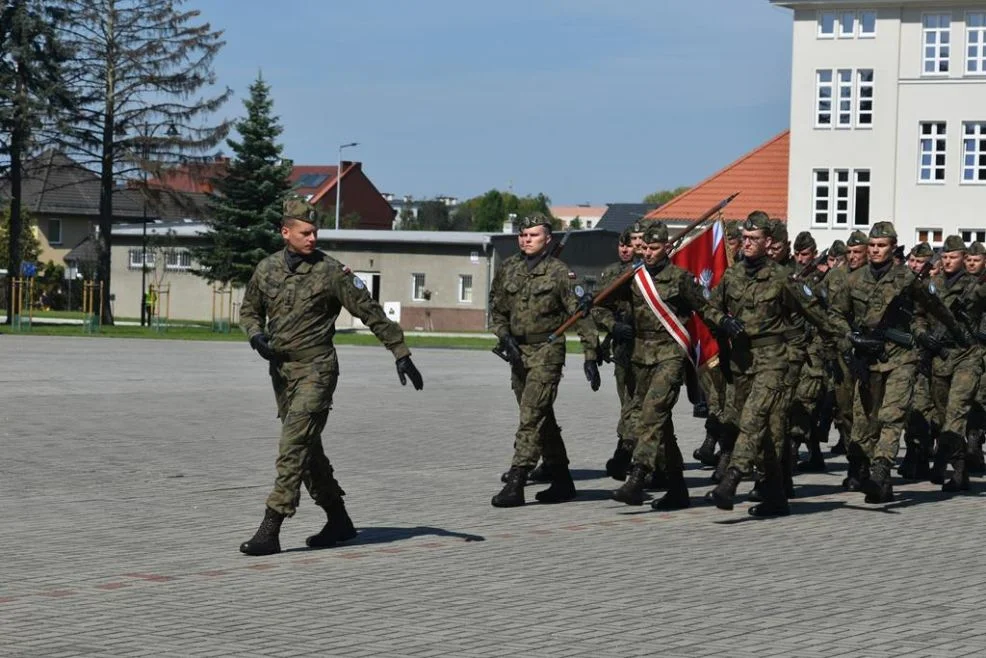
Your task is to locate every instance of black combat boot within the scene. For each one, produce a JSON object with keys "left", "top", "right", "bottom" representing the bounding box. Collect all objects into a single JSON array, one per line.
[
  {"left": 930, "top": 442, "right": 948, "bottom": 485},
  {"left": 306, "top": 496, "right": 358, "bottom": 549},
  {"left": 240, "top": 507, "right": 285, "bottom": 556},
  {"left": 863, "top": 458, "right": 893, "bottom": 504},
  {"left": 798, "top": 440, "right": 826, "bottom": 473},
  {"left": 500, "top": 461, "right": 551, "bottom": 484},
  {"left": 710, "top": 467, "right": 743, "bottom": 511},
  {"left": 842, "top": 445, "right": 869, "bottom": 491},
  {"left": 612, "top": 464, "right": 648, "bottom": 506},
  {"left": 535, "top": 464, "right": 577, "bottom": 504},
  {"left": 492, "top": 466, "right": 529, "bottom": 507},
  {"left": 748, "top": 474, "right": 790, "bottom": 518},
  {"left": 693, "top": 433, "right": 718, "bottom": 467},
  {"left": 967, "top": 430, "right": 986, "bottom": 476},
  {"left": 646, "top": 467, "right": 668, "bottom": 490},
  {"left": 830, "top": 432, "right": 847, "bottom": 455},
  {"left": 710, "top": 449, "right": 730, "bottom": 484},
  {"left": 942, "top": 457, "right": 970, "bottom": 493},
  {"left": 651, "top": 467, "right": 690, "bottom": 511},
  {"left": 897, "top": 444, "right": 918, "bottom": 480},
  {"left": 747, "top": 478, "right": 765, "bottom": 503},
  {"left": 605, "top": 439, "right": 634, "bottom": 481}
]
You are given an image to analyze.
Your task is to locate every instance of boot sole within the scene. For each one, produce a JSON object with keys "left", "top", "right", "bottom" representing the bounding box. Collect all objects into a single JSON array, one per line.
[
  {"left": 711, "top": 493, "right": 734, "bottom": 511},
  {"left": 612, "top": 493, "right": 645, "bottom": 506},
  {"left": 651, "top": 497, "right": 690, "bottom": 511},
  {"left": 239, "top": 542, "right": 281, "bottom": 556}
]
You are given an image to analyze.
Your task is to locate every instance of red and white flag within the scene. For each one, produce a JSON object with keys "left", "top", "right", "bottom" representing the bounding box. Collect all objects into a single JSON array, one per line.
[{"left": 671, "top": 220, "right": 729, "bottom": 369}]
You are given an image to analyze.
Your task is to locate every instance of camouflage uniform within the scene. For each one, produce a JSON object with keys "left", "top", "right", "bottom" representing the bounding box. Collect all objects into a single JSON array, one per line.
[
  {"left": 901, "top": 242, "right": 937, "bottom": 479},
  {"left": 926, "top": 236, "right": 986, "bottom": 490},
  {"left": 489, "top": 215, "right": 598, "bottom": 506},
  {"left": 966, "top": 242, "right": 986, "bottom": 473}
]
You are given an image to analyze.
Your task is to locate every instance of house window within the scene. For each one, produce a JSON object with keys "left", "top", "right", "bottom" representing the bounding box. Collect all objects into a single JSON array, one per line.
[
  {"left": 836, "top": 69, "right": 854, "bottom": 127},
  {"left": 918, "top": 122, "right": 947, "bottom": 183},
  {"left": 47, "top": 218, "right": 62, "bottom": 245},
  {"left": 128, "top": 248, "right": 155, "bottom": 269},
  {"left": 923, "top": 13, "right": 951, "bottom": 75},
  {"left": 164, "top": 249, "right": 192, "bottom": 271},
  {"left": 968, "top": 13, "right": 986, "bottom": 74},
  {"left": 818, "top": 11, "right": 836, "bottom": 38},
  {"left": 856, "top": 69, "right": 874, "bottom": 126},
  {"left": 812, "top": 168, "right": 870, "bottom": 227},
  {"left": 411, "top": 273, "right": 426, "bottom": 301},
  {"left": 458, "top": 274, "right": 473, "bottom": 303},
  {"left": 585, "top": 220, "right": 593, "bottom": 229},
  {"left": 917, "top": 229, "right": 944, "bottom": 246},
  {"left": 962, "top": 121, "right": 986, "bottom": 183},
  {"left": 859, "top": 11, "right": 877, "bottom": 37},
  {"left": 816, "top": 70, "right": 833, "bottom": 126},
  {"left": 961, "top": 229, "right": 986, "bottom": 243},
  {"left": 839, "top": 12, "right": 855, "bottom": 38}
]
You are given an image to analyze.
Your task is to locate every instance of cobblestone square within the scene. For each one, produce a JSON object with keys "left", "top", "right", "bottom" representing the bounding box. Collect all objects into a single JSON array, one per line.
[{"left": 1, "top": 335, "right": 984, "bottom": 657}]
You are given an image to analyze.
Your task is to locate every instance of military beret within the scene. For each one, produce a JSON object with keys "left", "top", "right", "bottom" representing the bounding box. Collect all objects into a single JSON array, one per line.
[
  {"left": 283, "top": 196, "right": 320, "bottom": 225},
  {"left": 619, "top": 227, "right": 633, "bottom": 246},
  {"left": 829, "top": 240, "right": 847, "bottom": 257},
  {"left": 869, "top": 221, "right": 897, "bottom": 240},
  {"left": 793, "top": 231, "right": 816, "bottom": 252},
  {"left": 642, "top": 221, "right": 669, "bottom": 244},
  {"left": 941, "top": 235, "right": 967, "bottom": 253},
  {"left": 909, "top": 242, "right": 934, "bottom": 258},
  {"left": 969, "top": 241, "right": 986, "bottom": 256},
  {"left": 518, "top": 212, "right": 552, "bottom": 231},
  {"left": 742, "top": 210, "right": 771, "bottom": 232},
  {"left": 725, "top": 221, "right": 741, "bottom": 240},
  {"left": 847, "top": 230, "right": 869, "bottom": 246},
  {"left": 768, "top": 220, "right": 789, "bottom": 243}
]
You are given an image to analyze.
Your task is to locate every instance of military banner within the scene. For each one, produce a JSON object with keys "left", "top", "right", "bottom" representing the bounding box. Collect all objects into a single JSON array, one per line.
[{"left": 671, "top": 220, "right": 728, "bottom": 368}]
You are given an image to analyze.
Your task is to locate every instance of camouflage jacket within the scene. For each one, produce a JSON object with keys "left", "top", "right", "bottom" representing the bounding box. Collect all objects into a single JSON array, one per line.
[
  {"left": 489, "top": 252, "right": 597, "bottom": 367},
  {"left": 596, "top": 258, "right": 723, "bottom": 366},
  {"left": 927, "top": 270, "right": 986, "bottom": 376},
  {"left": 830, "top": 262, "right": 957, "bottom": 373},
  {"left": 240, "top": 249, "right": 410, "bottom": 372},
  {"left": 590, "top": 259, "right": 635, "bottom": 363},
  {"left": 793, "top": 267, "right": 832, "bottom": 378},
  {"left": 711, "top": 259, "right": 848, "bottom": 374}
]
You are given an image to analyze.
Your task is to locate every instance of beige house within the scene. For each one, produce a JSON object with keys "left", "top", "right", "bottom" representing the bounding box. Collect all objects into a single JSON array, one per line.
[{"left": 110, "top": 223, "right": 497, "bottom": 330}]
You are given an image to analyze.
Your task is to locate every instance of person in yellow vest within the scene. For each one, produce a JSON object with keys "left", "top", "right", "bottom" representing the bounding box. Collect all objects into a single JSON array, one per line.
[{"left": 145, "top": 285, "right": 157, "bottom": 324}]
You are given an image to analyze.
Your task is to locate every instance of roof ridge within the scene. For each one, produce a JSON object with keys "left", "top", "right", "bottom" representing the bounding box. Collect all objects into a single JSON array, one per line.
[{"left": 309, "top": 161, "right": 357, "bottom": 204}]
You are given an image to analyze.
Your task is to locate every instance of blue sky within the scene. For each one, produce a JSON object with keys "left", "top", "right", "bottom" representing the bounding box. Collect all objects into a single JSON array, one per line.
[{"left": 195, "top": 0, "right": 793, "bottom": 205}]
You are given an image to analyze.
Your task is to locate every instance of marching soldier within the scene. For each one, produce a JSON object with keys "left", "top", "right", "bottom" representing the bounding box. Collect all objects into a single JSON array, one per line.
[
  {"left": 595, "top": 223, "right": 731, "bottom": 509},
  {"left": 709, "top": 212, "right": 848, "bottom": 517},
  {"left": 238, "top": 198, "right": 424, "bottom": 556},
  {"left": 900, "top": 242, "right": 936, "bottom": 480},
  {"left": 489, "top": 213, "right": 600, "bottom": 508},
  {"left": 966, "top": 242, "right": 986, "bottom": 474},
  {"left": 830, "top": 222, "right": 964, "bottom": 504},
  {"left": 926, "top": 236, "right": 985, "bottom": 491}
]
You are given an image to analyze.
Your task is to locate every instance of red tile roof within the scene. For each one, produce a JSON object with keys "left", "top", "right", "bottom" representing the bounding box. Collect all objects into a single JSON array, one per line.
[
  {"left": 146, "top": 161, "right": 346, "bottom": 198},
  {"left": 645, "top": 131, "right": 789, "bottom": 222}
]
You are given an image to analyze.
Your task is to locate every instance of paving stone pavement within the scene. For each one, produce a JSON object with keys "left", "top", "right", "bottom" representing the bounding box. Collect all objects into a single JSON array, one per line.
[{"left": 2, "top": 335, "right": 985, "bottom": 657}]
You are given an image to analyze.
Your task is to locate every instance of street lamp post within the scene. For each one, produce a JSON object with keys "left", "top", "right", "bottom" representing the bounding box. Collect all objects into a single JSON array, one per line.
[{"left": 335, "top": 141, "right": 359, "bottom": 230}]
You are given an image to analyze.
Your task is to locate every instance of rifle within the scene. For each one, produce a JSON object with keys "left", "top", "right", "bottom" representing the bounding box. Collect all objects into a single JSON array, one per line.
[
  {"left": 546, "top": 192, "right": 741, "bottom": 343},
  {"left": 491, "top": 229, "right": 573, "bottom": 365}
]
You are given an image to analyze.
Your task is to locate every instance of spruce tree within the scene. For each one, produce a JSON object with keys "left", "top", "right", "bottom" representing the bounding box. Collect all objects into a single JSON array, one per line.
[{"left": 192, "top": 73, "right": 292, "bottom": 287}]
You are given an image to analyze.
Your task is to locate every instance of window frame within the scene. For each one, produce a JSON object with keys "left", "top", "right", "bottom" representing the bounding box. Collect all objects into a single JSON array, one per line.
[
  {"left": 967, "top": 12, "right": 986, "bottom": 75},
  {"left": 811, "top": 169, "right": 831, "bottom": 228},
  {"left": 815, "top": 69, "right": 834, "bottom": 128},
  {"left": 47, "top": 218, "right": 62, "bottom": 246},
  {"left": 922, "top": 12, "right": 952, "bottom": 76},
  {"left": 856, "top": 69, "right": 874, "bottom": 128},
  {"left": 411, "top": 272, "right": 426, "bottom": 301},
  {"left": 960, "top": 229, "right": 986, "bottom": 243},
  {"left": 817, "top": 11, "right": 837, "bottom": 39},
  {"left": 918, "top": 121, "right": 948, "bottom": 184},
  {"left": 811, "top": 167, "right": 871, "bottom": 228},
  {"left": 858, "top": 10, "right": 877, "bottom": 38},
  {"left": 457, "top": 274, "right": 473, "bottom": 304},
  {"left": 916, "top": 228, "right": 944, "bottom": 247},
  {"left": 961, "top": 121, "right": 986, "bottom": 184},
  {"left": 838, "top": 11, "right": 856, "bottom": 39},
  {"left": 164, "top": 249, "right": 192, "bottom": 271},
  {"left": 128, "top": 248, "right": 155, "bottom": 269},
  {"left": 836, "top": 69, "right": 854, "bottom": 128}
]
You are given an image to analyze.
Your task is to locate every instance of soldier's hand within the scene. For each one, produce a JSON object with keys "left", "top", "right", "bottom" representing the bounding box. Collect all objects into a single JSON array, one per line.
[
  {"left": 612, "top": 322, "right": 634, "bottom": 342},
  {"left": 576, "top": 294, "right": 593, "bottom": 318},
  {"left": 249, "top": 333, "right": 276, "bottom": 361},
  {"left": 396, "top": 356, "right": 424, "bottom": 390},
  {"left": 916, "top": 331, "right": 943, "bottom": 354},
  {"left": 848, "top": 331, "right": 883, "bottom": 355},
  {"left": 584, "top": 359, "right": 601, "bottom": 392},
  {"left": 718, "top": 315, "right": 745, "bottom": 339},
  {"left": 500, "top": 334, "right": 522, "bottom": 364},
  {"left": 949, "top": 327, "right": 972, "bottom": 348}
]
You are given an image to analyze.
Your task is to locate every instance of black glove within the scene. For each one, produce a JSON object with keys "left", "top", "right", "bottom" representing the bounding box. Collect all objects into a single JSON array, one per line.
[
  {"left": 396, "top": 356, "right": 424, "bottom": 390},
  {"left": 500, "top": 334, "right": 522, "bottom": 365},
  {"left": 718, "top": 315, "right": 745, "bottom": 339},
  {"left": 823, "top": 357, "right": 844, "bottom": 384},
  {"left": 249, "top": 333, "right": 276, "bottom": 361},
  {"left": 576, "top": 294, "right": 593, "bottom": 318},
  {"left": 916, "top": 331, "right": 943, "bottom": 354},
  {"left": 611, "top": 322, "right": 634, "bottom": 342},
  {"left": 584, "top": 359, "right": 601, "bottom": 391},
  {"left": 949, "top": 327, "right": 972, "bottom": 348},
  {"left": 848, "top": 331, "right": 884, "bottom": 354}
]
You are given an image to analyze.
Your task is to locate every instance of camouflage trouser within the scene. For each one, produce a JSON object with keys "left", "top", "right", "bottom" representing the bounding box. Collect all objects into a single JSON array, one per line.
[
  {"left": 266, "top": 358, "right": 345, "bottom": 517},
  {"left": 699, "top": 365, "right": 727, "bottom": 439},
  {"left": 510, "top": 364, "right": 567, "bottom": 469},
  {"left": 628, "top": 357, "right": 685, "bottom": 474},
  {"left": 614, "top": 360, "right": 637, "bottom": 440},
  {"left": 931, "top": 353, "right": 984, "bottom": 460},
  {"left": 969, "top": 359, "right": 986, "bottom": 435},
  {"left": 905, "top": 372, "right": 935, "bottom": 453},
  {"left": 726, "top": 369, "right": 788, "bottom": 477},
  {"left": 852, "top": 364, "right": 916, "bottom": 463},
  {"left": 833, "top": 359, "right": 855, "bottom": 441},
  {"left": 789, "top": 375, "right": 825, "bottom": 445}
]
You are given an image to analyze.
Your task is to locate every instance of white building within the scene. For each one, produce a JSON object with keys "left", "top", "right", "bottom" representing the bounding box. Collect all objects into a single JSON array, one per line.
[{"left": 774, "top": 0, "right": 986, "bottom": 247}]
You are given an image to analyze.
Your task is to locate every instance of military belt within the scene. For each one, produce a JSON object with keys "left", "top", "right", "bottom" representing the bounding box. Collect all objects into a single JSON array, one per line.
[
  {"left": 747, "top": 334, "right": 787, "bottom": 349},
  {"left": 512, "top": 333, "right": 553, "bottom": 345},
  {"left": 278, "top": 345, "right": 333, "bottom": 362}
]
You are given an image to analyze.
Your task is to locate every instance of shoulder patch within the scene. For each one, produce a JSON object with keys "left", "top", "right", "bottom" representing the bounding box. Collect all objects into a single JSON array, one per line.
[
  {"left": 802, "top": 283, "right": 813, "bottom": 298},
  {"left": 928, "top": 281, "right": 937, "bottom": 295},
  {"left": 353, "top": 276, "right": 366, "bottom": 290},
  {"left": 574, "top": 284, "right": 585, "bottom": 298}
]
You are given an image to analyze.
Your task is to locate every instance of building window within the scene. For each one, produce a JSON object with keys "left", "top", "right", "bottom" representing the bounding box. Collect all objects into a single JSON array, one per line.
[
  {"left": 836, "top": 69, "right": 854, "bottom": 127},
  {"left": 961, "top": 229, "right": 986, "bottom": 243},
  {"left": 917, "top": 229, "right": 944, "bottom": 246},
  {"left": 923, "top": 13, "right": 951, "bottom": 75},
  {"left": 856, "top": 69, "right": 874, "bottom": 126},
  {"left": 585, "top": 220, "right": 593, "bottom": 229},
  {"left": 47, "top": 218, "right": 62, "bottom": 245},
  {"left": 918, "top": 122, "right": 947, "bottom": 183},
  {"left": 816, "top": 70, "right": 833, "bottom": 126},
  {"left": 859, "top": 11, "right": 877, "bottom": 37},
  {"left": 962, "top": 121, "right": 986, "bottom": 183},
  {"left": 128, "top": 248, "right": 155, "bottom": 269},
  {"left": 812, "top": 168, "right": 870, "bottom": 227},
  {"left": 818, "top": 11, "right": 836, "bottom": 38},
  {"left": 968, "top": 13, "right": 986, "bottom": 74},
  {"left": 458, "top": 274, "right": 473, "bottom": 303},
  {"left": 164, "top": 249, "right": 192, "bottom": 271},
  {"left": 411, "top": 273, "right": 426, "bottom": 301},
  {"left": 839, "top": 11, "right": 855, "bottom": 38}
]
